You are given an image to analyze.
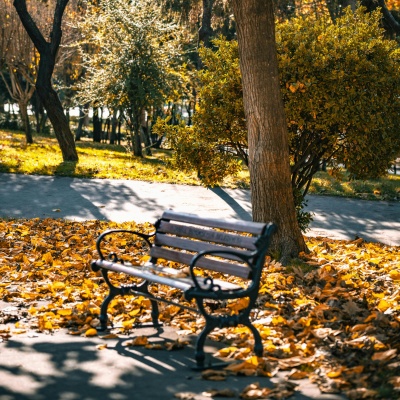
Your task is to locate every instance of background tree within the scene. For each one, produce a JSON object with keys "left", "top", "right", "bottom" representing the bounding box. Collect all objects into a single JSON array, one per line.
[
  {"left": 231, "top": 0, "right": 307, "bottom": 261},
  {"left": 13, "top": 0, "right": 78, "bottom": 162},
  {"left": 153, "top": 38, "right": 246, "bottom": 186},
  {"left": 0, "top": 0, "right": 37, "bottom": 143},
  {"left": 279, "top": 6, "right": 400, "bottom": 187},
  {"left": 361, "top": 0, "right": 400, "bottom": 37},
  {"left": 75, "top": 0, "right": 186, "bottom": 157}
]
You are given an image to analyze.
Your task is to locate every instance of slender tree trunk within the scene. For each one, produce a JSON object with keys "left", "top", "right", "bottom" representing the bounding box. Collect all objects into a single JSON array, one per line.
[
  {"left": 92, "top": 107, "right": 102, "bottom": 142},
  {"left": 35, "top": 49, "right": 78, "bottom": 160},
  {"left": 18, "top": 99, "right": 33, "bottom": 144},
  {"left": 75, "top": 105, "right": 84, "bottom": 141},
  {"left": 110, "top": 109, "right": 118, "bottom": 145},
  {"left": 13, "top": 0, "right": 78, "bottom": 162},
  {"left": 199, "top": 0, "right": 213, "bottom": 48},
  {"left": 231, "top": 0, "right": 307, "bottom": 262}
]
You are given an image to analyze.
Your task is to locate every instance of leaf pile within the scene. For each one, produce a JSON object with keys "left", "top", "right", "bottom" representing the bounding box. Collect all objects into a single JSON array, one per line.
[{"left": 0, "top": 218, "right": 399, "bottom": 399}]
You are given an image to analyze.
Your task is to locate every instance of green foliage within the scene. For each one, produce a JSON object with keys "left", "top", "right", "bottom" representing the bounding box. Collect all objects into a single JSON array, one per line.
[
  {"left": 152, "top": 118, "right": 242, "bottom": 187},
  {"left": 153, "top": 38, "right": 245, "bottom": 187},
  {"left": 74, "top": 0, "right": 186, "bottom": 155},
  {"left": 278, "top": 7, "right": 400, "bottom": 185}
]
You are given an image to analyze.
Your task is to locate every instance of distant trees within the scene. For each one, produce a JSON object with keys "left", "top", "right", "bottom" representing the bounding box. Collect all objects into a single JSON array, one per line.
[
  {"left": 0, "top": 0, "right": 37, "bottom": 144},
  {"left": 74, "top": 0, "right": 185, "bottom": 157}
]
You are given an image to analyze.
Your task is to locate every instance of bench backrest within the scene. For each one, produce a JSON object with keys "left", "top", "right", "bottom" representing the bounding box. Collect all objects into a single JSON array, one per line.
[{"left": 150, "top": 210, "right": 275, "bottom": 280}]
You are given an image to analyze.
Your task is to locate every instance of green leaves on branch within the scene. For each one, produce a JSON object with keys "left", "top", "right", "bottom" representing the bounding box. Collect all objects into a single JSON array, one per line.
[
  {"left": 279, "top": 7, "right": 400, "bottom": 183},
  {"left": 73, "top": 0, "right": 186, "bottom": 155},
  {"left": 153, "top": 38, "right": 246, "bottom": 187}
]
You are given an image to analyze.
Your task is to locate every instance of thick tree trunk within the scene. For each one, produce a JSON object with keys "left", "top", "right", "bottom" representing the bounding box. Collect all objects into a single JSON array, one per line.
[
  {"left": 13, "top": 0, "right": 78, "bottom": 162},
  {"left": 35, "top": 50, "right": 78, "bottom": 161},
  {"left": 231, "top": 0, "right": 307, "bottom": 262}
]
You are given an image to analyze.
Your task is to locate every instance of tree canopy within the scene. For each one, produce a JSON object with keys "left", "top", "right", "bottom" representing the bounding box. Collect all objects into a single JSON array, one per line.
[{"left": 75, "top": 0, "right": 186, "bottom": 156}]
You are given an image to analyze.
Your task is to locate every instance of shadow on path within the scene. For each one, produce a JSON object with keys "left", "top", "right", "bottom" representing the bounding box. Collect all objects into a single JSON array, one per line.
[{"left": 0, "top": 329, "right": 345, "bottom": 400}]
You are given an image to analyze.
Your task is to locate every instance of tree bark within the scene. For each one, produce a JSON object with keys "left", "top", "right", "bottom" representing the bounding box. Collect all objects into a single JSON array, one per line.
[
  {"left": 231, "top": 0, "right": 307, "bottom": 262},
  {"left": 13, "top": 0, "right": 78, "bottom": 162},
  {"left": 92, "top": 107, "right": 102, "bottom": 143},
  {"left": 18, "top": 99, "right": 33, "bottom": 144},
  {"left": 198, "top": 0, "right": 214, "bottom": 48}
]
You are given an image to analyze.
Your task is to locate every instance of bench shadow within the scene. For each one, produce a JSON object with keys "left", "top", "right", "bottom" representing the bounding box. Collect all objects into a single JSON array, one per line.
[
  {"left": 0, "top": 330, "right": 284, "bottom": 400},
  {"left": 0, "top": 325, "right": 346, "bottom": 400}
]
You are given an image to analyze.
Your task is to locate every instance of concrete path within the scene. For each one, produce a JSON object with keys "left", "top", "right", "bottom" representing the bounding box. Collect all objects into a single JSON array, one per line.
[
  {"left": 0, "top": 173, "right": 399, "bottom": 245},
  {"left": 0, "top": 172, "right": 399, "bottom": 400}
]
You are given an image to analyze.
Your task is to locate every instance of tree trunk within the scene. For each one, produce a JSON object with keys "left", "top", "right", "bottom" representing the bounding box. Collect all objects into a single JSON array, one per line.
[
  {"left": 199, "top": 0, "right": 213, "bottom": 48},
  {"left": 35, "top": 50, "right": 78, "bottom": 161},
  {"left": 18, "top": 99, "right": 33, "bottom": 144},
  {"left": 110, "top": 109, "right": 118, "bottom": 145},
  {"left": 92, "top": 107, "right": 102, "bottom": 142},
  {"left": 231, "top": 0, "right": 307, "bottom": 262},
  {"left": 13, "top": 0, "right": 78, "bottom": 162}
]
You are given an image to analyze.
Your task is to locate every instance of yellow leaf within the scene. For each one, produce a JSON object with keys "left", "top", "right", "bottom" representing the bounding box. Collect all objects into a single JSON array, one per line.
[
  {"left": 201, "top": 369, "right": 227, "bottom": 381},
  {"left": 217, "top": 346, "right": 238, "bottom": 357},
  {"left": 12, "top": 329, "right": 27, "bottom": 334},
  {"left": 57, "top": 309, "right": 73, "bottom": 316},
  {"left": 42, "top": 252, "right": 53, "bottom": 265},
  {"left": 389, "top": 270, "right": 400, "bottom": 280},
  {"left": 288, "top": 370, "right": 309, "bottom": 380},
  {"left": 85, "top": 328, "right": 98, "bottom": 337},
  {"left": 377, "top": 299, "right": 390, "bottom": 312},
  {"left": 102, "top": 333, "right": 119, "bottom": 339},
  {"left": 327, "top": 368, "right": 343, "bottom": 378},
  {"left": 126, "top": 336, "right": 148, "bottom": 346}
]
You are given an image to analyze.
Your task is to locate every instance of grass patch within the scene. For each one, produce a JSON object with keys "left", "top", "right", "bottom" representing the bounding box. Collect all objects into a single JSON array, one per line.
[
  {"left": 0, "top": 130, "right": 199, "bottom": 185},
  {"left": 1, "top": 129, "right": 399, "bottom": 199},
  {"left": 309, "top": 170, "right": 400, "bottom": 201}
]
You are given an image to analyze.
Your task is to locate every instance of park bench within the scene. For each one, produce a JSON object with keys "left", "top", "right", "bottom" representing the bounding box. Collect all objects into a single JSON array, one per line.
[{"left": 91, "top": 210, "right": 276, "bottom": 368}]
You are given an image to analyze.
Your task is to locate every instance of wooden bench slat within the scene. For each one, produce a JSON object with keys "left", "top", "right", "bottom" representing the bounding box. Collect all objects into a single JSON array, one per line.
[
  {"left": 161, "top": 210, "right": 267, "bottom": 235},
  {"left": 157, "top": 221, "right": 258, "bottom": 250},
  {"left": 150, "top": 246, "right": 252, "bottom": 279},
  {"left": 154, "top": 234, "right": 253, "bottom": 262},
  {"left": 94, "top": 259, "right": 242, "bottom": 291},
  {"left": 143, "top": 262, "right": 241, "bottom": 290}
]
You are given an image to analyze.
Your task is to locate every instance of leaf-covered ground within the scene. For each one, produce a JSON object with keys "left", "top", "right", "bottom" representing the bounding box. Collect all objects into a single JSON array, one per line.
[{"left": 0, "top": 218, "right": 399, "bottom": 399}]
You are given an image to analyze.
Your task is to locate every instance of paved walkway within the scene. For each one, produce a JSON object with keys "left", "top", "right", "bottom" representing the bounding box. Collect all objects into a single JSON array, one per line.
[
  {"left": 1, "top": 172, "right": 399, "bottom": 400},
  {"left": 0, "top": 173, "right": 399, "bottom": 245}
]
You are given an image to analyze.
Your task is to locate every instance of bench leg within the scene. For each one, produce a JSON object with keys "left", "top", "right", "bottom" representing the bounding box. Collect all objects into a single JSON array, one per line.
[
  {"left": 98, "top": 270, "right": 161, "bottom": 330},
  {"left": 245, "top": 320, "right": 263, "bottom": 357},
  {"left": 195, "top": 323, "right": 215, "bottom": 368},
  {"left": 194, "top": 297, "right": 264, "bottom": 367}
]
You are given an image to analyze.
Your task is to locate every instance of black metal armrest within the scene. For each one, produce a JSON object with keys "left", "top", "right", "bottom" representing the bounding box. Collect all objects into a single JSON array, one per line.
[
  {"left": 185, "top": 248, "right": 258, "bottom": 301},
  {"left": 95, "top": 229, "right": 154, "bottom": 261}
]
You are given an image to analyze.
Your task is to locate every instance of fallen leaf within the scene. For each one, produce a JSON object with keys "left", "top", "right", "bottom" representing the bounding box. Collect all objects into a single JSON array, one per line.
[
  {"left": 85, "top": 328, "right": 98, "bottom": 337},
  {"left": 201, "top": 369, "right": 228, "bottom": 381}
]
